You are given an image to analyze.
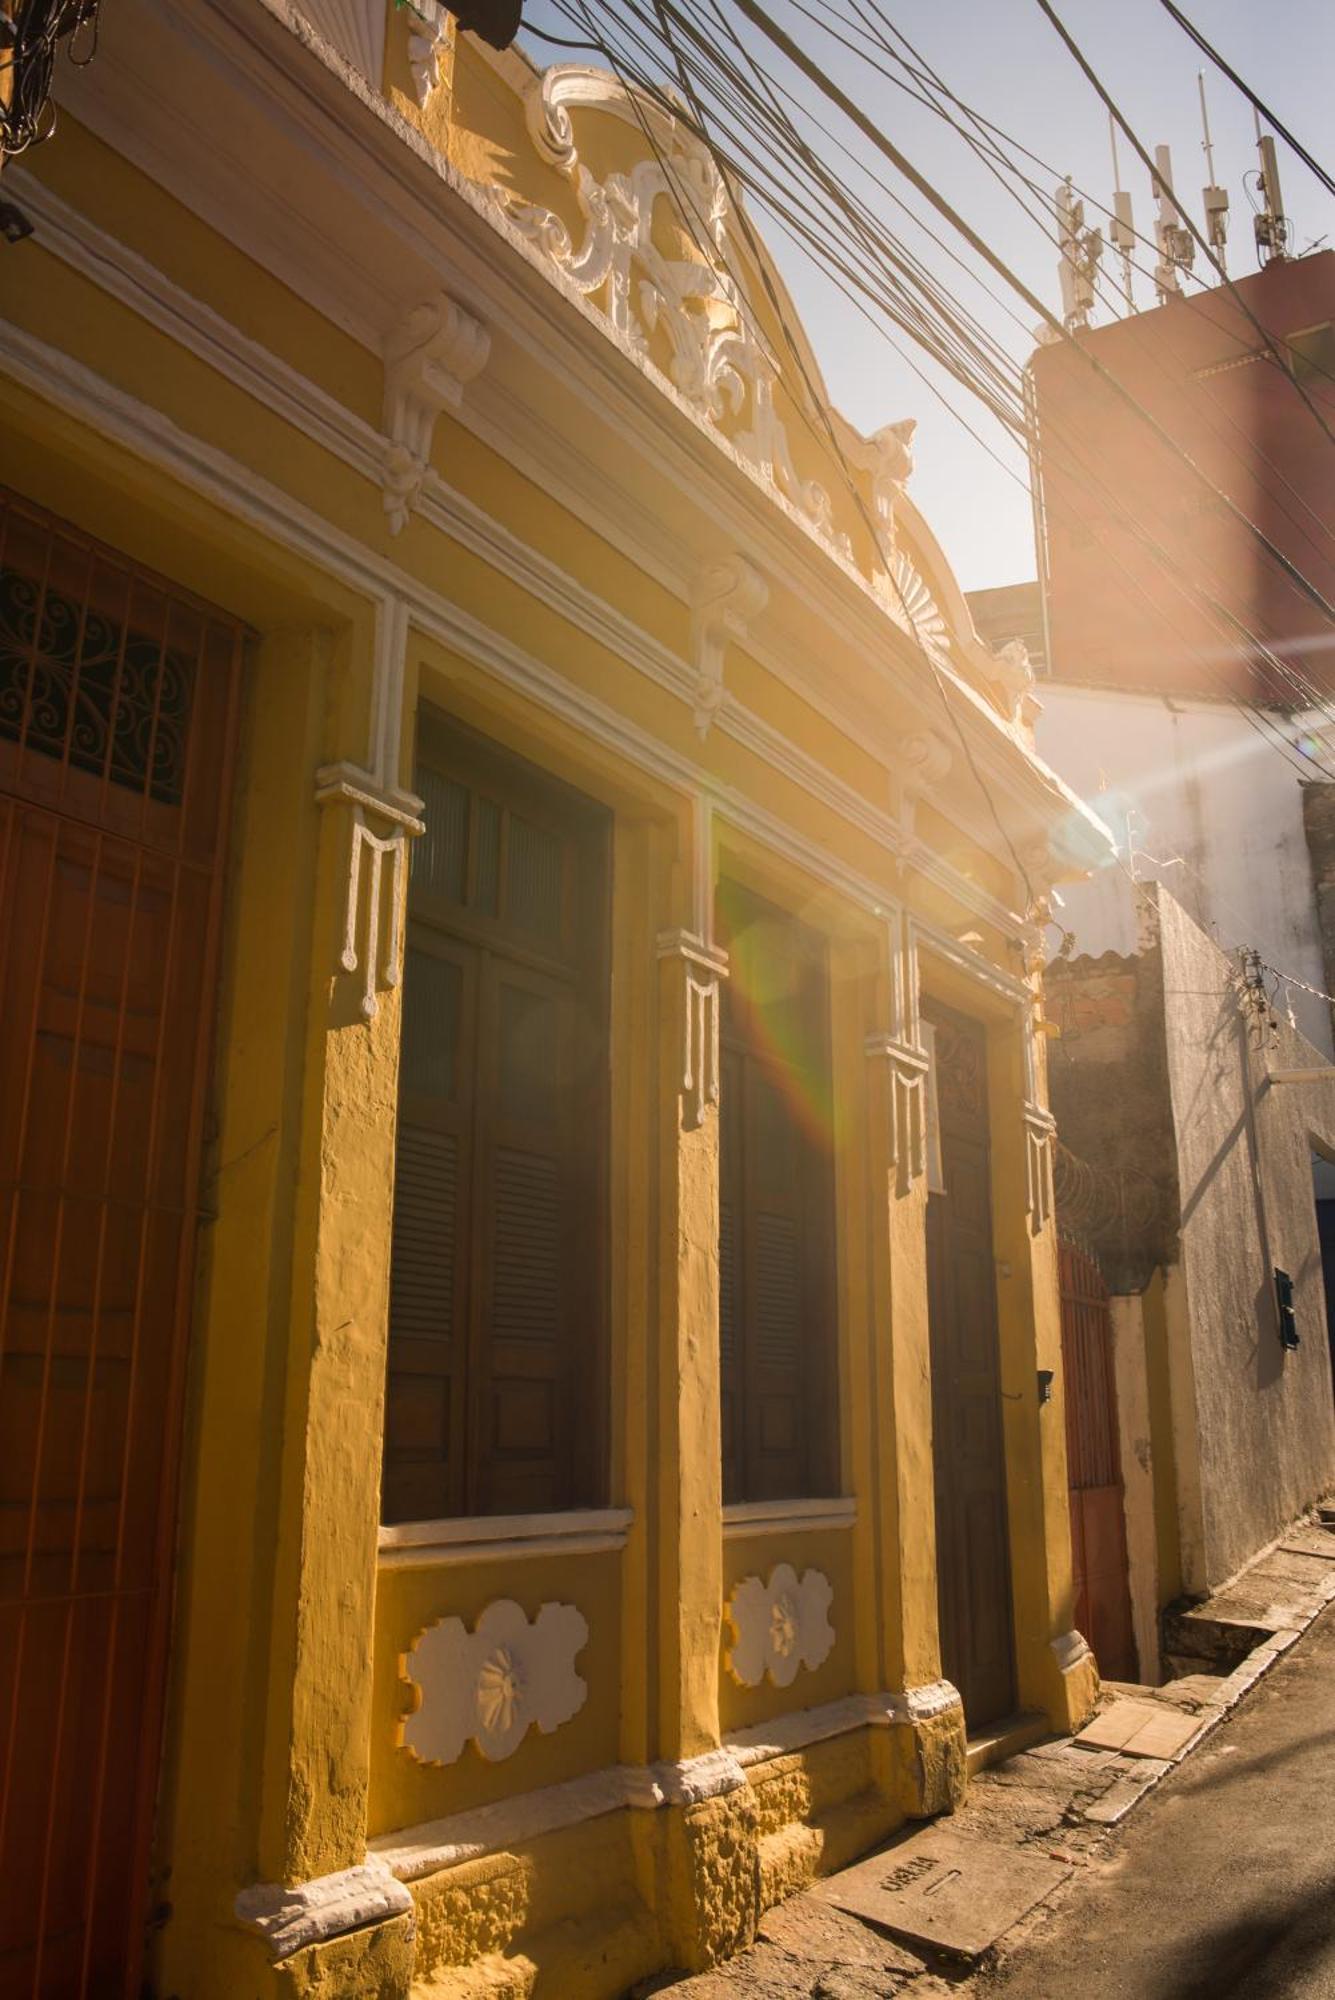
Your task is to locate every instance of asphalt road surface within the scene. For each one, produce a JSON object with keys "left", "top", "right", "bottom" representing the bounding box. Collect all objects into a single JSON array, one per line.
[{"left": 982, "top": 1604, "right": 1335, "bottom": 2000}]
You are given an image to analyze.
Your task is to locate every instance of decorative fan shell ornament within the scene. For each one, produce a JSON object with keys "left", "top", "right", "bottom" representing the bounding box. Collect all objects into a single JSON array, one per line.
[
  {"left": 295, "top": 0, "right": 386, "bottom": 81},
  {"left": 877, "top": 551, "right": 950, "bottom": 661}
]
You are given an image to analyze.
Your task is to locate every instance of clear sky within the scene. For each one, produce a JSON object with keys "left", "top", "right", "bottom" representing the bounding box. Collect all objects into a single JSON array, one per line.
[{"left": 517, "top": 0, "right": 1335, "bottom": 593}]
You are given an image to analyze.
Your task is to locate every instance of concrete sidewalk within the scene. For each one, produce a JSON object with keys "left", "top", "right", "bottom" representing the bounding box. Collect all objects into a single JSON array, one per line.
[{"left": 641, "top": 1509, "right": 1335, "bottom": 1999}]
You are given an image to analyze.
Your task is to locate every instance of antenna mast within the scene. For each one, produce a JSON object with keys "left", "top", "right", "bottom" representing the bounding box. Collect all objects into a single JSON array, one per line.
[
  {"left": 1197, "top": 71, "right": 1229, "bottom": 271},
  {"left": 1109, "top": 113, "right": 1136, "bottom": 311},
  {"left": 1253, "top": 109, "right": 1290, "bottom": 265},
  {"left": 1152, "top": 143, "right": 1195, "bottom": 302},
  {"left": 1056, "top": 176, "right": 1103, "bottom": 331}
]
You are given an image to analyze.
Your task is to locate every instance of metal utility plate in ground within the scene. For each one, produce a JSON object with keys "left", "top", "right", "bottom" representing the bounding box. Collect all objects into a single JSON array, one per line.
[
  {"left": 816, "top": 1826, "right": 1071, "bottom": 1959},
  {"left": 1074, "top": 1698, "right": 1201, "bottom": 1759}
]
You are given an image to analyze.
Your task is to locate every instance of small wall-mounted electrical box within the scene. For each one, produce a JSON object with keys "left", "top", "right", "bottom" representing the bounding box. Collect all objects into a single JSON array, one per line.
[{"left": 1274, "top": 1267, "right": 1300, "bottom": 1350}]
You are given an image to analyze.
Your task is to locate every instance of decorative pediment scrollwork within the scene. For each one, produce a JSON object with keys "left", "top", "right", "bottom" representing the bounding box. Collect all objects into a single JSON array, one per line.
[{"left": 496, "top": 68, "right": 862, "bottom": 556}]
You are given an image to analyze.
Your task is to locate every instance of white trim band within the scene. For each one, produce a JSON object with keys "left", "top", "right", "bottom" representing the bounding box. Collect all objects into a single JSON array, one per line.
[
  {"left": 722, "top": 1496, "right": 857, "bottom": 1540},
  {"left": 377, "top": 1507, "right": 633, "bottom": 1568}
]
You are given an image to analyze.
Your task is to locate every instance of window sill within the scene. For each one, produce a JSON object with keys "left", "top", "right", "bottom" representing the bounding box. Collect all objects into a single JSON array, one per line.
[
  {"left": 377, "top": 1507, "right": 634, "bottom": 1569},
  {"left": 722, "top": 1497, "right": 857, "bottom": 1540}
]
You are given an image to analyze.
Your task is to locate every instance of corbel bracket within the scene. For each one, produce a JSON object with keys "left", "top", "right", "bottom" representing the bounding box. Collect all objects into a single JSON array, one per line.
[
  {"left": 382, "top": 293, "right": 490, "bottom": 532},
  {"left": 689, "top": 556, "right": 768, "bottom": 741}
]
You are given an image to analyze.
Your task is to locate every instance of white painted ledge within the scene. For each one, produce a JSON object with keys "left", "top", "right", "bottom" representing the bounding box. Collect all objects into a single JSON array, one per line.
[
  {"left": 378, "top": 1506, "right": 633, "bottom": 1568},
  {"left": 370, "top": 1691, "right": 959, "bottom": 1884},
  {"left": 723, "top": 1683, "right": 962, "bottom": 1768},
  {"left": 726, "top": 1694, "right": 872, "bottom": 1767},
  {"left": 234, "top": 1858, "right": 413, "bottom": 1959},
  {"left": 722, "top": 1496, "right": 857, "bottom": 1540},
  {"left": 369, "top": 1748, "right": 746, "bottom": 1882}
]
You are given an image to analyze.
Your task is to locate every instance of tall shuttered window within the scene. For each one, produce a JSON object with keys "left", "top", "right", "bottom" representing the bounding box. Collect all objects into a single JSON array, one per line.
[
  {"left": 382, "top": 720, "right": 609, "bottom": 1523},
  {"left": 717, "top": 881, "right": 838, "bottom": 1504}
]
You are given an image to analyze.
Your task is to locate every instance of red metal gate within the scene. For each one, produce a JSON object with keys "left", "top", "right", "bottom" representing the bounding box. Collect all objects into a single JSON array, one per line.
[
  {"left": 0, "top": 490, "right": 243, "bottom": 1996},
  {"left": 1059, "top": 1236, "right": 1137, "bottom": 1683}
]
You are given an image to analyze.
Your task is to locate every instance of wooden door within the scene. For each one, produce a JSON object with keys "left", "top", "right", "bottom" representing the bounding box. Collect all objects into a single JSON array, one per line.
[
  {"left": 1059, "top": 1237, "right": 1137, "bottom": 1681},
  {"left": 0, "top": 493, "right": 242, "bottom": 1997},
  {"left": 924, "top": 1003, "right": 1016, "bottom": 1728}
]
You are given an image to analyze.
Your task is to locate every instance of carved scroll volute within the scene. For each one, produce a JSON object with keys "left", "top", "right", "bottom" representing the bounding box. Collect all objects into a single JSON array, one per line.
[{"left": 657, "top": 930, "right": 729, "bottom": 1130}]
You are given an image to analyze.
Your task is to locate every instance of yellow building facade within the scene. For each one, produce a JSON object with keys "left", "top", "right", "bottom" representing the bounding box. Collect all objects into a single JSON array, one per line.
[{"left": 0, "top": 4, "right": 1108, "bottom": 1993}]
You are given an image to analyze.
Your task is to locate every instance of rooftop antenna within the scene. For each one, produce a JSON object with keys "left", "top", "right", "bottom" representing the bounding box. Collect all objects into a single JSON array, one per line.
[
  {"left": 1197, "top": 70, "right": 1229, "bottom": 271},
  {"left": 1253, "top": 108, "right": 1290, "bottom": 265},
  {"left": 1153, "top": 143, "right": 1194, "bottom": 302},
  {"left": 1056, "top": 175, "right": 1103, "bottom": 330},
  {"left": 1109, "top": 113, "right": 1136, "bottom": 311}
]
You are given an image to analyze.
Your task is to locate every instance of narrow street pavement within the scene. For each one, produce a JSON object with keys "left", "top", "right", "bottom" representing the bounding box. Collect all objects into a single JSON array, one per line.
[{"left": 981, "top": 1602, "right": 1335, "bottom": 2000}]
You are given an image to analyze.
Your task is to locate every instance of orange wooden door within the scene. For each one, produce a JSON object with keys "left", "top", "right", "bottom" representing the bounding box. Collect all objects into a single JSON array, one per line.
[
  {"left": 0, "top": 492, "right": 242, "bottom": 1998},
  {"left": 1059, "top": 1236, "right": 1137, "bottom": 1683}
]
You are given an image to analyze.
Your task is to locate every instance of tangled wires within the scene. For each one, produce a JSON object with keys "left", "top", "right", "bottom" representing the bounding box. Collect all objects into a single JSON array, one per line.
[{"left": 1, "top": 0, "right": 101, "bottom": 160}]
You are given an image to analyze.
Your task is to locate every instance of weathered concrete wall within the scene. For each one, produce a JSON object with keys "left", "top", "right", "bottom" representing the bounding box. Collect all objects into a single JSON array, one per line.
[
  {"left": 1108, "top": 1295, "right": 1162, "bottom": 1682},
  {"left": 1301, "top": 781, "right": 1335, "bottom": 1051},
  {"left": 1155, "top": 884, "right": 1335, "bottom": 1590},
  {"left": 1045, "top": 941, "right": 1179, "bottom": 1293}
]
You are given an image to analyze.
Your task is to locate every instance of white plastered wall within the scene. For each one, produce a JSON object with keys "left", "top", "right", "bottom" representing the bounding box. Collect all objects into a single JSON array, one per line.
[{"left": 1036, "top": 685, "right": 1333, "bottom": 1060}]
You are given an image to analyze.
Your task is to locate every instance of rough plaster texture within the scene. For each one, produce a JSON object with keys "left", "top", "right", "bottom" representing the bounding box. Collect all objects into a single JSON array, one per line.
[
  {"left": 887, "top": 1711, "right": 966, "bottom": 1821},
  {"left": 1048, "top": 886, "right": 1335, "bottom": 1596},
  {"left": 664, "top": 1789, "right": 762, "bottom": 1971},
  {"left": 1157, "top": 884, "right": 1335, "bottom": 1587},
  {"left": 269, "top": 1911, "right": 416, "bottom": 1999},
  {"left": 1302, "top": 782, "right": 1335, "bottom": 1048},
  {"left": 1046, "top": 945, "right": 1179, "bottom": 1293}
]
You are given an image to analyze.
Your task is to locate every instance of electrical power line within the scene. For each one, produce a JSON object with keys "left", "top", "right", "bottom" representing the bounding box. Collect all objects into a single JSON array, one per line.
[
  {"left": 1155, "top": 0, "right": 1335, "bottom": 203},
  {"left": 534, "top": 0, "right": 1335, "bottom": 772}
]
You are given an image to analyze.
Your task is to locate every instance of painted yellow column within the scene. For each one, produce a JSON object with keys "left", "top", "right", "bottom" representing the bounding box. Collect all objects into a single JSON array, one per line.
[
  {"left": 645, "top": 861, "right": 759, "bottom": 1971},
  {"left": 154, "top": 621, "right": 417, "bottom": 1998},
  {"left": 988, "top": 1003, "right": 1098, "bottom": 1735},
  {"left": 862, "top": 920, "right": 965, "bottom": 1819}
]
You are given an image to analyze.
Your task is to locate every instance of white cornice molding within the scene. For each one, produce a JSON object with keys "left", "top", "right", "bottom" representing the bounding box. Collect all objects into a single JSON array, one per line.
[
  {"left": 5, "top": 172, "right": 1015, "bottom": 901},
  {"left": 46, "top": 0, "right": 1107, "bottom": 875},
  {"left": 1, "top": 316, "right": 1053, "bottom": 979}
]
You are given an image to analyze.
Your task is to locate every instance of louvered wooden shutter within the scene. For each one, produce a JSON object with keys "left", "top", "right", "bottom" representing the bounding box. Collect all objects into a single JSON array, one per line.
[
  {"left": 384, "top": 942, "right": 471, "bottom": 1522},
  {"left": 719, "top": 1045, "right": 743, "bottom": 1503},
  {"left": 716, "top": 882, "right": 837, "bottom": 1504},
  {"left": 745, "top": 1066, "right": 808, "bottom": 1499},
  {"left": 384, "top": 721, "right": 608, "bottom": 1523},
  {"left": 472, "top": 959, "right": 578, "bottom": 1513}
]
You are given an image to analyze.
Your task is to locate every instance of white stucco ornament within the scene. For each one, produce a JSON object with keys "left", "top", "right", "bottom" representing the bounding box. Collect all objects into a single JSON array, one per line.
[
  {"left": 725, "top": 1564, "right": 835, "bottom": 1689},
  {"left": 402, "top": 1598, "right": 589, "bottom": 1765}
]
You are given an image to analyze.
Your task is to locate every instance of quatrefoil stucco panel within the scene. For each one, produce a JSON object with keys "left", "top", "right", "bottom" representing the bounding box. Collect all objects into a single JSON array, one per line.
[
  {"left": 724, "top": 1564, "right": 835, "bottom": 1689},
  {"left": 402, "top": 1598, "right": 589, "bottom": 1765}
]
